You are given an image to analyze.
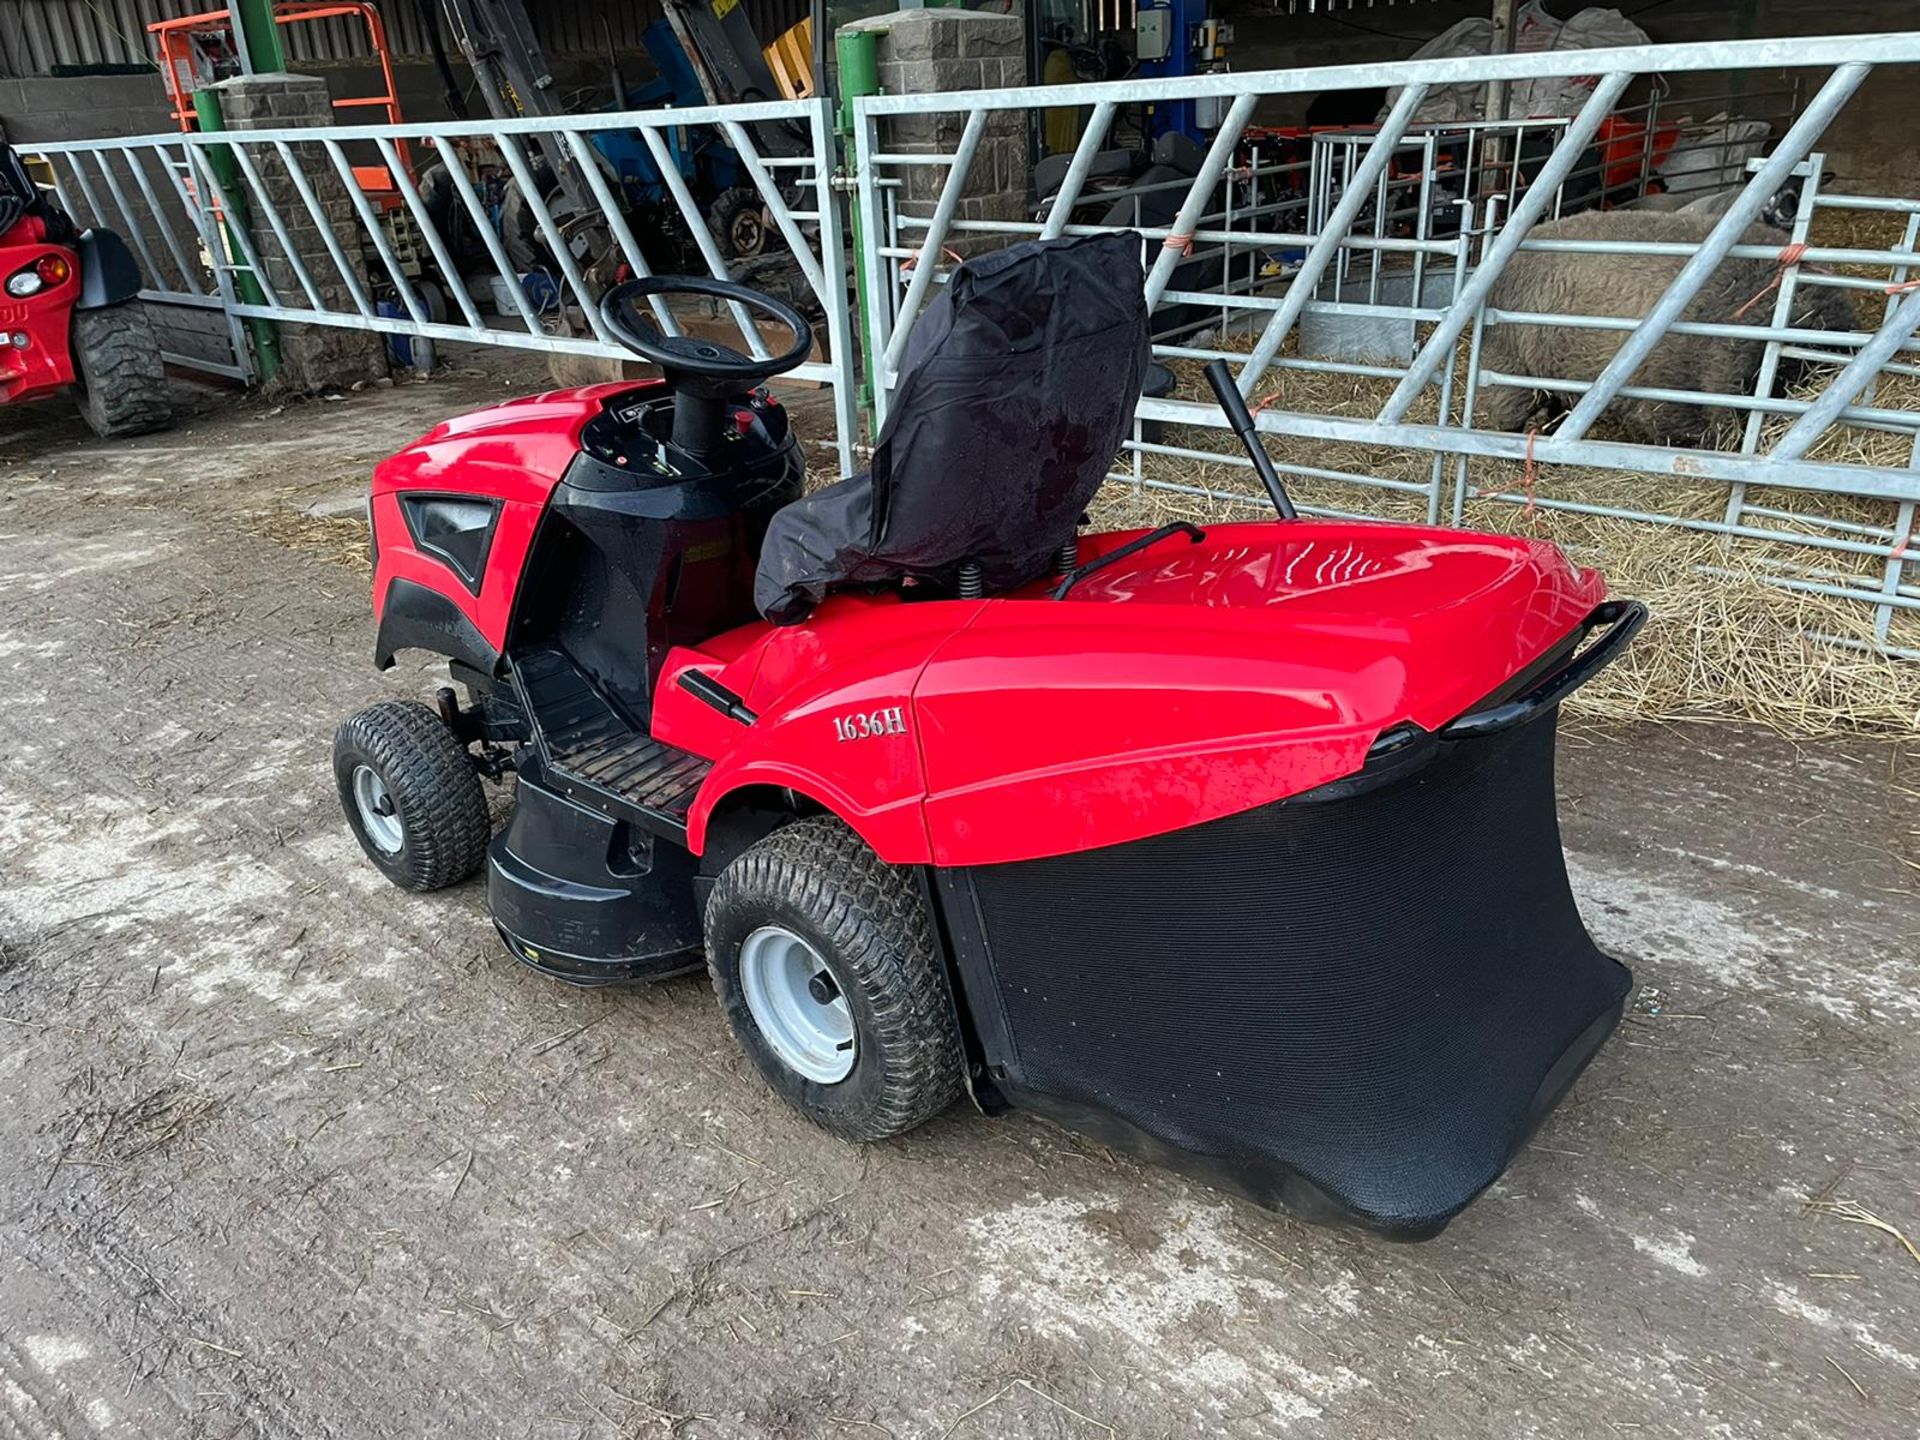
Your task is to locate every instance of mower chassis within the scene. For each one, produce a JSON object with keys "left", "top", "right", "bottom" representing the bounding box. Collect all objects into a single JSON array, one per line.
[{"left": 484, "top": 647, "right": 710, "bottom": 983}]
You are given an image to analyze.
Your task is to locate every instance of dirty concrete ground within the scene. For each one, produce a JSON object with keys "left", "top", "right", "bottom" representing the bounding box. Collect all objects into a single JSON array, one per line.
[{"left": 1, "top": 357, "right": 1917, "bottom": 1440}]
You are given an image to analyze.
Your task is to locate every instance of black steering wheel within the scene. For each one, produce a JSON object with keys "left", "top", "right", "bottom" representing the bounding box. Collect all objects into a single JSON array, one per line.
[
  {"left": 600, "top": 275, "right": 813, "bottom": 396},
  {"left": 600, "top": 276, "right": 813, "bottom": 458}
]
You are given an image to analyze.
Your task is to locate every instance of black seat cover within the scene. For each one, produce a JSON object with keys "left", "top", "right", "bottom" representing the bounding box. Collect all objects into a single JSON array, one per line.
[
  {"left": 0, "top": 143, "right": 71, "bottom": 243},
  {"left": 753, "top": 232, "right": 1151, "bottom": 624}
]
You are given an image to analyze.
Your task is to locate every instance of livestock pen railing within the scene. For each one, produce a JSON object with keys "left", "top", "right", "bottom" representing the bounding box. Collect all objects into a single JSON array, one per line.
[
  {"left": 852, "top": 33, "right": 1920, "bottom": 655},
  {"left": 19, "top": 34, "right": 1920, "bottom": 653},
  {"left": 19, "top": 132, "right": 255, "bottom": 381},
  {"left": 24, "top": 96, "right": 860, "bottom": 477}
]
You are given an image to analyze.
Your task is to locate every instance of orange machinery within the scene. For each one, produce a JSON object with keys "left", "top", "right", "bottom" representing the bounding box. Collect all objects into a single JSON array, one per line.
[{"left": 148, "top": 2, "right": 414, "bottom": 200}]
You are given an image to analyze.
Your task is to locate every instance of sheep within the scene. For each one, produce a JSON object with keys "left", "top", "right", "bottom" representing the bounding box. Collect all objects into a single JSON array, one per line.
[
  {"left": 1616, "top": 174, "right": 1816, "bottom": 231},
  {"left": 1475, "top": 208, "right": 1858, "bottom": 446}
]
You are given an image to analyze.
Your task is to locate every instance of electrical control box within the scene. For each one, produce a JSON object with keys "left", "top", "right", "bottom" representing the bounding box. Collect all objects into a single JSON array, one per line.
[{"left": 1136, "top": 8, "right": 1171, "bottom": 63}]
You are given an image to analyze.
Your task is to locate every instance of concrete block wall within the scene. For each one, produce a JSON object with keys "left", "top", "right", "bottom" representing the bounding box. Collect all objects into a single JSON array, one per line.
[
  {"left": 211, "top": 72, "right": 388, "bottom": 392},
  {"left": 0, "top": 75, "right": 177, "bottom": 146},
  {"left": 847, "top": 8, "right": 1029, "bottom": 257}
]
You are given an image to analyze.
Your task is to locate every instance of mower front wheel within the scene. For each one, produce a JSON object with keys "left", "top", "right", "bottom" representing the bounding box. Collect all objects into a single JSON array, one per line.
[
  {"left": 704, "top": 817, "right": 963, "bottom": 1142},
  {"left": 333, "top": 701, "right": 490, "bottom": 892},
  {"left": 72, "top": 302, "right": 171, "bottom": 438}
]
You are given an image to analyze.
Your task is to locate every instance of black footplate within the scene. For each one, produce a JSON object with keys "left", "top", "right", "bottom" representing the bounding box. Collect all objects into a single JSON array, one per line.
[{"left": 512, "top": 647, "right": 711, "bottom": 842}]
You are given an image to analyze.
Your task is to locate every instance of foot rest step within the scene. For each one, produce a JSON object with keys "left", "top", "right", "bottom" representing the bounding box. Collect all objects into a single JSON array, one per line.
[{"left": 513, "top": 647, "right": 711, "bottom": 833}]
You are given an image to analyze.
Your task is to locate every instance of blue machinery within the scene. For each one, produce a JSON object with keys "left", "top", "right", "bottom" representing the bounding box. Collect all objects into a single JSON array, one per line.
[
  {"left": 587, "top": 21, "right": 747, "bottom": 205},
  {"left": 1133, "top": 0, "right": 1233, "bottom": 142}
]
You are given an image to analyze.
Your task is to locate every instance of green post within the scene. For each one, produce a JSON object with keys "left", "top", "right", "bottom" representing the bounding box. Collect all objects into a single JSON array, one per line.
[
  {"left": 231, "top": 0, "right": 287, "bottom": 73},
  {"left": 836, "top": 25, "right": 882, "bottom": 415},
  {"left": 192, "top": 88, "right": 282, "bottom": 381}
]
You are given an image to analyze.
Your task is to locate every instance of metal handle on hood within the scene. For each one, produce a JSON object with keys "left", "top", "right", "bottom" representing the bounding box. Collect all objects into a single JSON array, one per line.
[{"left": 1443, "top": 600, "right": 1648, "bottom": 740}]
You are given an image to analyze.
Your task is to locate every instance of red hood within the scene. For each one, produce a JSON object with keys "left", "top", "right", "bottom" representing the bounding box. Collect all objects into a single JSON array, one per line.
[
  {"left": 374, "top": 382, "right": 639, "bottom": 498},
  {"left": 369, "top": 383, "right": 660, "bottom": 654},
  {"left": 656, "top": 520, "right": 1606, "bottom": 868}
]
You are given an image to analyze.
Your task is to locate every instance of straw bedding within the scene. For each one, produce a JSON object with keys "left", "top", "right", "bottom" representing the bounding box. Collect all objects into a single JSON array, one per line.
[{"left": 1106, "top": 206, "right": 1919, "bottom": 737}]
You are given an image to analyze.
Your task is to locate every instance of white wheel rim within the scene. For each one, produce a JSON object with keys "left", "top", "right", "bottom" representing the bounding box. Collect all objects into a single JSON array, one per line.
[
  {"left": 739, "top": 925, "right": 856, "bottom": 1084},
  {"left": 351, "top": 764, "right": 404, "bottom": 855}
]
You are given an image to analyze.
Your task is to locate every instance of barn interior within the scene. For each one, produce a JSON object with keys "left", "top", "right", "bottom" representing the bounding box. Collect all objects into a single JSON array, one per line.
[{"left": 0, "top": 1, "right": 1913, "bottom": 201}]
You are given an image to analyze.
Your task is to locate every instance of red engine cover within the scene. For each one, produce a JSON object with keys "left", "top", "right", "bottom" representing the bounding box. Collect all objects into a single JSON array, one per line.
[
  {"left": 653, "top": 520, "right": 1607, "bottom": 867},
  {"left": 369, "top": 382, "right": 641, "bottom": 649}
]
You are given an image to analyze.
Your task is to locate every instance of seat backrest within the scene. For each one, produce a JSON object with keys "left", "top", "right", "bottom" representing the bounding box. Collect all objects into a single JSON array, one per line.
[
  {"left": 0, "top": 145, "right": 34, "bottom": 237},
  {"left": 754, "top": 231, "right": 1151, "bottom": 624}
]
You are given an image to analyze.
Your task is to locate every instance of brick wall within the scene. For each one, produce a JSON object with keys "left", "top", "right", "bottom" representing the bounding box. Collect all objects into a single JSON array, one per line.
[{"left": 847, "top": 8, "right": 1029, "bottom": 258}]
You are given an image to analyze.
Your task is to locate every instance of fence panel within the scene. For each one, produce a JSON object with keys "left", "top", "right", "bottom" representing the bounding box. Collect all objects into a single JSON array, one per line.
[
  {"left": 26, "top": 135, "right": 254, "bottom": 381},
  {"left": 26, "top": 96, "right": 857, "bottom": 476},
  {"left": 853, "top": 33, "right": 1920, "bottom": 654}
]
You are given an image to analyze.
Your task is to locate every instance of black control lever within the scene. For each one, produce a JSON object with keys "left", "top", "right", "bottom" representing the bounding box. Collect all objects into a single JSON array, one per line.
[
  {"left": 1203, "top": 359, "right": 1298, "bottom": 520},
  {"left": 678, "top": 670, "right": 757, "bottom": 725}
]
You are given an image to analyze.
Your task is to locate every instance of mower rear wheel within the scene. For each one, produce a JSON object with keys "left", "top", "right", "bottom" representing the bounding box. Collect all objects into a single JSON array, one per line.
[
  {"left": 704, "top": 817, "right": 963, "bottom": 1142},
  {"left": 71, "top": 302, "right": 170, "bottom": 438},
  {"left": 332, "top": 701, "right": 489, "bottom": 892}
]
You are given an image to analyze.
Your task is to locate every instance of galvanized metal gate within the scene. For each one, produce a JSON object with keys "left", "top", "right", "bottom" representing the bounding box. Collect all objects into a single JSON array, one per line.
[
  {"left": 851, "top": 33, "right": 1920, "bottom": 654},
  {"left": 24, "top": 130, "right": 256, "bottom": 381},
  {"left": 25, "top": 95, "right": 859, "bottom": 475},
  {"left": 21, "top": 33, "right": 1920, "bottom": 653}
]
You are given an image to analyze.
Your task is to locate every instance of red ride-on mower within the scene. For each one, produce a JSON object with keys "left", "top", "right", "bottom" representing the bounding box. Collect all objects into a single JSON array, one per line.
[
  {"left": 336, "top": 234, "right": 1644, "bottom": 1238},
  {"left": 0, "top": 144, "right": 171, "bottom": 438}
]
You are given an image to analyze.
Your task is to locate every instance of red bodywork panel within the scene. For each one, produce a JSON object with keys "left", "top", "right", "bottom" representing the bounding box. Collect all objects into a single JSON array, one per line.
[
  {"left": 662, "top": 596, "right": 992, "bottom": 863},
  {"left": 654, "top": 522, "right": 1605, "bottom": 867},
  {"left": 372, "top": 384, "right": 1604, "bottom": 868},
  {"left": 0, "top": 217, "right": 80, "bottom": 405},
  {"left": 369, "top": 382, "right": 642, "bottom": 649}
]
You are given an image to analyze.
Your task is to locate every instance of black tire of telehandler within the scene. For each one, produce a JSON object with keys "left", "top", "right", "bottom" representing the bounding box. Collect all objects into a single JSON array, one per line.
[
  {"left": 708, "top": 186, "right": 767, "bottom": 261},
  {"left": 705, "top": 817, "right": 964, "bottom": 1142},
  {"left": 333, "top": 701, "right": 490, "bottom": 892},
  {"left": 72, "top": 303, "right": 170, "bottom": 438}
]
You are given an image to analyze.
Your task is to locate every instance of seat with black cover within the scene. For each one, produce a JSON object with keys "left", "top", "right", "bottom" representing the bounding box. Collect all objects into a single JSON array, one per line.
[
  {"left": 753, "top": 231, "right": 1152, "bottom": 624},
  {"left": 0, "top": 143, "right": 75, "bottom": 244}
]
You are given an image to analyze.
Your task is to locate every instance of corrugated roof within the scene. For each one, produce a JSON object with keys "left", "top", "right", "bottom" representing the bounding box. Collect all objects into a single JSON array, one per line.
[{"left": 0, "top": 0, "right": 814, "bottom": 76}]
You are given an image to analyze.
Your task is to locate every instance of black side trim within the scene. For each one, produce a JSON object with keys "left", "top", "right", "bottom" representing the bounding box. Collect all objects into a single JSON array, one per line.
[
  {"left": 677, "top": 670, "right": 757, "bottom": 725},
  {"left": 74, "top": 228, "right": 143, "bottom": 310},
  {"left": 926, "top": 868, "right": 1014, "bottom": 1116},
  {"left": 374, "top": 576, "right": 499, "bottom": 673}
]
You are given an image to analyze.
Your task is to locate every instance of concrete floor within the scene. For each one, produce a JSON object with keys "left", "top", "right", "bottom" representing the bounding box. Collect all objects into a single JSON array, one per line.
[{"left": 1, "top": 365, "right": 1916, "bottom": 1440}]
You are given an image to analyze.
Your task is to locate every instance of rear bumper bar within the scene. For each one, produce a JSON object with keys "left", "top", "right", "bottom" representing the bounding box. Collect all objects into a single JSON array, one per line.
[{"left": 1445, "top": 599, "right": 1647, "bottom": 740}]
